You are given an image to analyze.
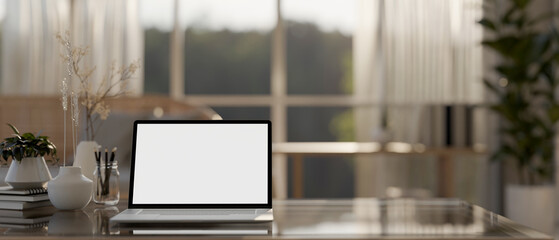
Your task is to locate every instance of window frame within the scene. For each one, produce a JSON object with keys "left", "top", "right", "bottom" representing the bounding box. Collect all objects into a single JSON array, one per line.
[{"left": 168, "top": 0, "right": 358, "bottom": 199}]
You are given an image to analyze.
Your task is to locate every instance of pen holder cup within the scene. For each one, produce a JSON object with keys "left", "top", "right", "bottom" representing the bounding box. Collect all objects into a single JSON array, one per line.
[{"left": 93, "top": 161, "right": 119, "bottom": 205}]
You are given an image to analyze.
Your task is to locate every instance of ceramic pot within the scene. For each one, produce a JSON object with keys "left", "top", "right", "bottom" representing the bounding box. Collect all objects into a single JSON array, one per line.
[
  {"left": 73, "top": 141, "right": 99, "bottom": 181},
  {"left": 5, "top": 157, "right": 52, "bottom": 189},
  {"left": 505, "top": 184, "right": 554, "bottom": 234},
  {"left": 48, "top": 166, "right": 92, "bottom": 210}
]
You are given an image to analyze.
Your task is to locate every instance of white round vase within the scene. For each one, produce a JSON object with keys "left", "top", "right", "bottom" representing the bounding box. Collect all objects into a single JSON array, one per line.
[
  {"left": 73, "top": 141, "right": 99, "bottom": 181},
  {"left": 48, "top": 166, "right": 93, "bottom": 210},
  {"left": 5, "top": 157, "right": 52, "bottom": 189}
]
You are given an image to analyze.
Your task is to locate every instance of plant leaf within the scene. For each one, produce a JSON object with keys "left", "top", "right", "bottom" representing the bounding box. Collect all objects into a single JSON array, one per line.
[
  {"left": 1, "top": 150, "right": 9, "bottom": 161},
  {"left": 6, "top": 124, "right": 19, "bottom": 136},
  {"left": 482, "top": 36, "right": 520, "bottom": 59},
  {"left": 21, "top": 133, "right": 35, "bottom": 140},
  {"left": 512, "top": 0, "right": 530, "bottom": 9},
  {"left": 483, "top": 78, "right": 502, "bottom": 96},
  {"left": 527, "top": 10, "right": 559, "bottom": 26},
  {"left": 478, "top": 18, "right": 497, "bottom": 32},
  {"left": 5, "top": 141, "right": 17, "bottom": 149},
  {"left": 13, "top": 148, "right": 22, "bottom": 162},
  {"left": 548, "top": 104, "right": 559, "bottom": 123}
]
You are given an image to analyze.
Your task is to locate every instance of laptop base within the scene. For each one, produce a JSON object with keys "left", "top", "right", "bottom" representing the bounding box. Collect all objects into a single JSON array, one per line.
[{"left": 110, "top": 209, "right": 273, "bottom": 224}]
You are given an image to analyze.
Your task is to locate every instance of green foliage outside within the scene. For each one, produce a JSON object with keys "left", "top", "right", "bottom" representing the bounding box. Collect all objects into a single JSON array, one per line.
[
  {"left": 144, "top": 21, "right": 354, "bottom": 141},
  {"left": 480, "top": 0, "right": 559, "bottom": 185},
  {"left": 144, "top": 28, "right": 170, "bottom": 94},
  {"left": 286, "top": 21, "right": 352, "bottom": 95},
  {"left": 185, "top": 28, "right": 271, "bottom": 94},
  {"left": 331, "top": 46, "right": 355, "bottom": 142}
]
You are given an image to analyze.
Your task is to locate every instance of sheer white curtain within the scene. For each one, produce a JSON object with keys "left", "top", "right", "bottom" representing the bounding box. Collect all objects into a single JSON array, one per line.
[
  {"left": 70, "top": 0, "right": 143, "bottom": 95},
  {"left": 1, "top": 0, "right": 69, "bottom": 95},
  {"left": 354, "top": 0, "right": 484, "bottom": 197},
  {"left": 0, "top": 0, "right": 143, "bottom": 95}
]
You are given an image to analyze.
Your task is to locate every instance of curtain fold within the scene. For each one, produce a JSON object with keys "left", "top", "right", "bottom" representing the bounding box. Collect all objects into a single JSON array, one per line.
[
  {"left": 354, "top": 0, "right": 484, "bottom": 197},
  {"left": 0, "top": 0, "right": 143, "bottom": 95},
  {"left": 1, "top": 0, "right": 69, "bottom": 95},
  {"left": 353, "top": 0, "right": 483, "bottom": 145}
]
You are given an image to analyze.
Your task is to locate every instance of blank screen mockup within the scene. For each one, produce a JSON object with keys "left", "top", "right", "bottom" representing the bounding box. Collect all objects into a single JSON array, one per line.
[{"left": 132, "top": 123, "right": 268, "bottom": 204}]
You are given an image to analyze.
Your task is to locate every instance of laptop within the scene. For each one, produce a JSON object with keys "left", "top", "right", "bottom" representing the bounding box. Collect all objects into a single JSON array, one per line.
[{"left": 110, "top": 120, "right": 273, "bottom": 223}]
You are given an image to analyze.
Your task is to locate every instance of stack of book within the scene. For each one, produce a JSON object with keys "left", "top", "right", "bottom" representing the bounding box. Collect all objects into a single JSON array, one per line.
[{"left": 0, "top": 186, "right": 55, "bottom": 228}]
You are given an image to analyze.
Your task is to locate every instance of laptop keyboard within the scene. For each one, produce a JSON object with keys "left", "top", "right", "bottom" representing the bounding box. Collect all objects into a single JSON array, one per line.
[{"left": 140, "top": 209, "right": 257, "bottom": 215}]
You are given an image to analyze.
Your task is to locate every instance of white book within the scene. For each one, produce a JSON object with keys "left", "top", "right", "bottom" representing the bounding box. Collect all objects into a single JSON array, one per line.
[
  {"left": 0, "top": 186, "right": 47, "bottom": 195},
  {"left": 0, "top": 222, "right": 48, "bottom": 229},
  {"left": 0, "top": 200, "right": 52, "bottom": 210},
  {"left": 0, "top": 215, "right": 51, "bottom": 224},
  {"left": 0, "top": 193, "right": 49, "bottom": 202},
  {"left": 0, "top": 206, "right": 56, "bottom": 218}
]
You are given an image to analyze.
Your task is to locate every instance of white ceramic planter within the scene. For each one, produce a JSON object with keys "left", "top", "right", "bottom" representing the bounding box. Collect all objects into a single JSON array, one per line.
[
  {"left": 73, "top": 141, "right": 99, "bottom": 181},
  {"left": 5, "top": 157, "right": 52, "bottom": 189},
  {"left": 505, "top": 184, "right": 555, "bottom": 234},
  {"left": 48, "top": 166, "right": 93, "bottom": 210}
]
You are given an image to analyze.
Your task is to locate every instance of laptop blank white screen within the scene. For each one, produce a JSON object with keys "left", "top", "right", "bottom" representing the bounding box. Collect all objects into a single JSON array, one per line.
[{"left": 132, "top": 123, "right": 268, "bottom": 204}]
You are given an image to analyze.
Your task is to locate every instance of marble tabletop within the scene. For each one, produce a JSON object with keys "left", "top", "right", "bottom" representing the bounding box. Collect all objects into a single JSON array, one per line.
[{"left": 0, "top": 198, "right": 550, "bottom": 239}]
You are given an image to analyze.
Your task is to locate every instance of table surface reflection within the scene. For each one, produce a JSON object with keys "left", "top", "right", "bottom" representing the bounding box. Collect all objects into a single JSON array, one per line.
[{"left": 0, "top": 198, "right": 550, "bottom": 239}]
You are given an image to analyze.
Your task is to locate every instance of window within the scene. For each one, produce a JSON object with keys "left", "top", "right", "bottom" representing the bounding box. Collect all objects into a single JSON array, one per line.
[
  {"left": 283, "top": 0, "right": 354, "bottom": 95},
  {"left": 180, "top": 0, "right": 275, "bottom": 95},
  {"left": 211, "top": 107, "right": 270, "bottom": 120},
  {"left": 288, "top": 107, "right": 352, "bottom": 142},
  {"left": 141, "top": 0, "right": 174, "bottom": 94},
  {"left": 139, "top": 0, "right": 486, "bottom": 200}
]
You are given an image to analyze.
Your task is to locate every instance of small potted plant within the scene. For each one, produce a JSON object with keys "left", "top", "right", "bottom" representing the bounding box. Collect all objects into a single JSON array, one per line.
[{"left": 0, "top": 124, "right": 57, "bottom": 189}]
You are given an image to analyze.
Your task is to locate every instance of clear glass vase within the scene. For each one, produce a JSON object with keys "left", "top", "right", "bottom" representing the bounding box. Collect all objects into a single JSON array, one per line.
[{"left": 93, "top": 161, "right": 119, "bottom": 205}]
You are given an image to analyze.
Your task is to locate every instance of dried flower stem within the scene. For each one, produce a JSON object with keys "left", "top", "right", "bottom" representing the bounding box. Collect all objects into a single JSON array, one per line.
[
  {"left": 63, "top": 110, "right": 66, "bottom": 166},
  {"left": 59, "top": 31, "right": 72, "bottom": 167},
  {"left": 60, "top": 79, "right": 68, "bottom": 166},
  {"left": 57, "top": 32, "right": 139, "bottom": 141},
  {"left": 71, "top": 92, "right": 79, "bottom": 160}
]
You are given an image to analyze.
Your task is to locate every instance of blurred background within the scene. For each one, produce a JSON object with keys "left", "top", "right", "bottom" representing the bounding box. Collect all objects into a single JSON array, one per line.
[{"left": 0, "top": 0, "right": 554, "bottom": 217}]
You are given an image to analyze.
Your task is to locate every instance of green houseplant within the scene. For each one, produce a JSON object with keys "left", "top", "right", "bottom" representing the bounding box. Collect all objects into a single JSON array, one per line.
[
  {"left": 0, "top": 124, "right": 57, "bottom": 163},
  {"left": 479, "top": 0, "right": 558, "bottom": 233},
  {"left": 0, "top": 124, "right": 57, "bottom": 189}
]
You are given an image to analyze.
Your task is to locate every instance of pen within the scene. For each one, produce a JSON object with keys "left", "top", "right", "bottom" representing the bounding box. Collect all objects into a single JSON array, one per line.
[
  {"left": 110, "top": 147, "right": 117, "bottom": 163},
  {"left": 104, "top": 148, "right": 108, "bottom": 168}
]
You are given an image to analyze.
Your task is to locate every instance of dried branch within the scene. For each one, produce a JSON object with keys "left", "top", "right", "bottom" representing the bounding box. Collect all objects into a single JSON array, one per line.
[{"left": 57, "top": 32, "right": 141, "bottom": 141}]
